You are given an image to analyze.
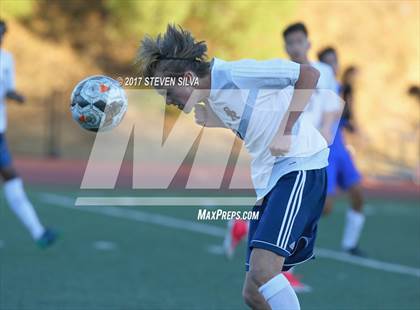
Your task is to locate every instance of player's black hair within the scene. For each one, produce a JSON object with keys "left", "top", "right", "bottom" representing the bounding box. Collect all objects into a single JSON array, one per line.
[
  {"left": 0, "top": 19, "right": 7, "bottom": 34},
  {"left": 342, "top": 66, "right": 357, "bottom": 85},
  {"left": 408, "top": 85, "right": 420, "bottom": 96},
  {"left": 283, "top": 22, "right": 308, "bottom": 39},
  {"left": 407, "top": 85, "right": 420, "bottom": 102},
  {"left": 317, "top": 46, "right": 336, "bottom": 62},
  {"left": 137, "top": 24, "right": 210, "bottom": 79}
]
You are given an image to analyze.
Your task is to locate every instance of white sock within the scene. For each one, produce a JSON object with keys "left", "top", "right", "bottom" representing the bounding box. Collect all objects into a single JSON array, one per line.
[
  {"left": 259, "top": 274, "right": 300, "bottom": 310},
  {"left": 4, "top": 178, "right": 45, "bottom": 240},
  {"left": 342, "top": 208, "right": 365, "bottom": 250}
]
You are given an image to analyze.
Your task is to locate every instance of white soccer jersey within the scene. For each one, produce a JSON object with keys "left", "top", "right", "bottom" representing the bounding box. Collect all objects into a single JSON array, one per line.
[
  {"left": 207, "top": 58, "right": 329, "bottom": 199},
  {"left": 303, "top": 61, "right": 341, "bottom": 128},
  {"left": 0, "top": 49, "right": 15, "bottom": 133}
]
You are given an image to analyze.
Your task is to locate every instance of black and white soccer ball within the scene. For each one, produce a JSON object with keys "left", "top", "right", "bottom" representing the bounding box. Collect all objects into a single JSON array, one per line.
[{"left": 70, "top": 75, "right": 127, "bottom": 132}]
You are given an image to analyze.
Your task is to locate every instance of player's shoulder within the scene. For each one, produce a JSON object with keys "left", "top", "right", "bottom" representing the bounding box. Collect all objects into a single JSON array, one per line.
[
  {"left": 212, "top": 57, "right": 236, "bottom": 73},
  {"left": 228, "top": 57, "right": 297, "bottom": 68},
  {"left": 225, "top": 58, "right": 300, "bottom": 81},
  {"left": 212, "top": 57, "right": 267, "bottom": 83},
  {"left": 211, "top": 58, "right": 233, "bottom": 86}
]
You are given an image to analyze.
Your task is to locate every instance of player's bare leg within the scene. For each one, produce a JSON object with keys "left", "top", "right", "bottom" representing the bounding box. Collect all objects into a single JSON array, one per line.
[
  {"left": 1, "top": 165, "right": 44, "bottom": 239},
  {"left": 243, "top": 248, "right": 300, "bottom": 310},
  {"left": 243, "top": 272, "right": 271, "bottom": 310},
  {"left": 348, "top": 183, "right": 364, "bottom": 212}
]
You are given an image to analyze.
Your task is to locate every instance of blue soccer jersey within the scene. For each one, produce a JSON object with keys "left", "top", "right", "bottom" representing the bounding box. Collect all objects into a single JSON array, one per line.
[
  {"left": 0, "top": 134, "right": 12, "bottom": 168},
  {"left": 326, "top": 81, "right": 361, "bottom": 194},
  {"left": 327, "top": 110, "right": 361, "bottom": 195}
]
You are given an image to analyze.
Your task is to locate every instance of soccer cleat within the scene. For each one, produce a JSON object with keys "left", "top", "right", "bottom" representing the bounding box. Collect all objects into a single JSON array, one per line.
[
  {"left": 223, "top": 219, "right": 248, "bottom": 259},
  {"left": 283, "top": 272, "right": 312, "bottom": 293},
  {"left": 345, "top": 246, "right": 367, "bottom": 257},
  {"left": 36, "top": 228, "right": 58, "bottom": 249}
]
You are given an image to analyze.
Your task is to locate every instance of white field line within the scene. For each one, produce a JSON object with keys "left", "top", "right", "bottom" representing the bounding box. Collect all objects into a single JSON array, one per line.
[
  {"left": 75, "top": 196, "right": 256, "bottom": 206},
  {"left": 92, "top": 241, "right": 117, "bottom": 251},
  {"left": 315, "top": 248, "right": 420, "bottom": 278},
  {"left": 40, "top": 193, "right": 225, "bottom": 237},
  {"left": 39, "top": 193, "right": 420, "bottom": 278}
]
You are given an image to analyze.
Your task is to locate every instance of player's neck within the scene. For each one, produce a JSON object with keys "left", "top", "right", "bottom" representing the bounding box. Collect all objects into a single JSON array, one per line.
[
  {"left": 292, "top": 56, "right": 310, "bottom": 65},
  {"left": 197, "top": 72, "right": 212, "bottom": 101}
]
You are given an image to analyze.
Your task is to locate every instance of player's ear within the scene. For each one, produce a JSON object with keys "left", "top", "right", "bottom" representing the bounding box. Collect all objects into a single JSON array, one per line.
[
  {"left": 184, "top": 70, "right": 196, "bottom": 82},
  {"left": 307, "top": 40, "right": 312, "bottom": 50}
]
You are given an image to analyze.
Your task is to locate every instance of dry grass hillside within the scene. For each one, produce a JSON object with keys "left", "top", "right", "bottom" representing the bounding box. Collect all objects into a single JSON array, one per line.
[{"left": 298, "top": 1, "right": 419, "bottom": 178}]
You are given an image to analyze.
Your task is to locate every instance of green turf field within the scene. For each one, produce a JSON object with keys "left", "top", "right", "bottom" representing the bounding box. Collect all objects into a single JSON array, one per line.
[{"left": 1, "top": 186, "right": 419, "bottom": 310}]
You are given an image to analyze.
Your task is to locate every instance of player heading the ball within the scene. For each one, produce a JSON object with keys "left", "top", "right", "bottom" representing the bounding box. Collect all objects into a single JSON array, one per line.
[{"left": 137, "top": 24, "right": 329, "bottom": 310}]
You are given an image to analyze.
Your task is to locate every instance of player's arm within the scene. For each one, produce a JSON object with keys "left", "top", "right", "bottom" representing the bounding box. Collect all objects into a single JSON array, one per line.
[
  {"left": 5, "top": 54, "right": 25, "bottom": 104},
  {"left": 269, "top": 64, "right": 320, "bottom": 156},
  {"left": 342, "top": 91, "right": 370, "bottom": 144},
  {"left": 6, "top": 90, "right": 25, "bottom": 103},
  {"left": 343, "top": 91, "right": 357, "bottom": 132}
]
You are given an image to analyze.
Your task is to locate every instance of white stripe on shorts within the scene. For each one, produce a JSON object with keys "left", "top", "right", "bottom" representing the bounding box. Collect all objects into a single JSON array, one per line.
[
  {"left": 276, "top": 171, "right": 303, "bottom": 247},
  {"left": 280, "top": 170, "right": 307, "bottom": 249}
]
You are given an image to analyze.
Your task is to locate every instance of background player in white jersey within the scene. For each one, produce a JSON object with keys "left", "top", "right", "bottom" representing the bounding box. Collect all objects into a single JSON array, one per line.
[
  {"left": 0, "top": 20, "right": 56, "bottom": 248},
  {"left": 282, "top": 23, "right": 340, "bottom": 142},
  {"left": 137, "top": 24, "right": 331, "bottom": 310},
  {"left": 317, "top": 47, "right": 367, "bottom": 256},
  {"left": 281, "top": 22, "right": 366, "bottom": 256},
  {"left": 280, "top": 21, "right": 344, "bottom": 291}
]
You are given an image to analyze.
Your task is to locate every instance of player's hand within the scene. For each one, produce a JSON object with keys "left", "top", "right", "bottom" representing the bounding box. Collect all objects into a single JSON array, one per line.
[
  {"left": 194, "top": 104, "right": 207, "bottom": 126},
  {"left": 269, "top": 134, "right": 292, "bottom": 157},
  {"left": 194, "top": 104, "right": 225, "bottom": 127},
  {"left": 6, "top": 91, "right": 25, "bottom": 104}
]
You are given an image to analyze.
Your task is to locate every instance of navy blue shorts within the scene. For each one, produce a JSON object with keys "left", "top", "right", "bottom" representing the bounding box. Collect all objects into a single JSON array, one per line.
[
  {"left": 246, "top": 169, "right": 327, "bottom": 271},
  {"left": 0, "top": 134, "right": 12, "bottom": 168}
]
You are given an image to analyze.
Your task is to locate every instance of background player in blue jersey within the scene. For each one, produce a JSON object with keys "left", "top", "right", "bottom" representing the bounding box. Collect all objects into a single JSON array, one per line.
[
  {"left": 0, "top": 20, "right": 56, "bottom": 248},
  {"left": 317, "top": 47, "right": 367, "bottom": 256},
  {"left": 137, "top": 24, "right": 329, "bottom": 310}
]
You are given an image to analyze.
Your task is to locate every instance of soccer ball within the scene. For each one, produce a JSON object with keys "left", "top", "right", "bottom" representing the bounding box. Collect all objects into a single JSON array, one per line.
[{"left": 70, "top": 75, "right": 127, "bottom": 132}]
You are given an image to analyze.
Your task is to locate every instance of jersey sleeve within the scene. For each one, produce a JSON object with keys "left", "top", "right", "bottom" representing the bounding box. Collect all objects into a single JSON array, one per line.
[{"left": 230, "top": 59, "right": 300, "bottom": 90}]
